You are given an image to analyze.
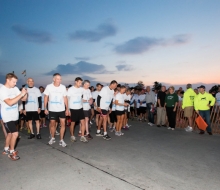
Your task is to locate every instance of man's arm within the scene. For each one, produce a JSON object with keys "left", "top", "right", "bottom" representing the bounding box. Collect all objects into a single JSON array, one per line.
[
  {"left": 4, "top": 88, "right": 27, "bottom": 106},
  {"left": 44, "top": 95, "right": 49, "bottom": 113}
]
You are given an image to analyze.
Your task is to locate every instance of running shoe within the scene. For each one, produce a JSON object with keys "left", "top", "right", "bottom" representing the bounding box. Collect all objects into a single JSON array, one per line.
[
  {"left": 86, "top": 134, "right": 93, "bottom": 140},
  {"left": 8, "top": 151, "right": 20, "bottom": 161},
  {"left": 80, "top": 136, "right": 88, "bottom": 143},
  {"left": 119, "top": 131, "right": 124, "bottom": 136},
  {"left": 28, "top": 133, "right": 35, "bottom": 139},
  {"left": 70, "top": 136, "right": 77, "bottom": 142},
  {"left": 185, "top": 126, "right": 190, "bottom": 131},
  {"left": 115, "top": 131, "right": 121, "bottom": 136},
  {"left": 96, "top": 131, "right": 104, "bottom": 136},
  {"left": 55, "top": 130, "right": 60, "bottom": 135},
  {"left": 43, "top": 124, "right": 47, "bottom": 128},
  {"left": 90, "top": 121, "right": 93, "bottom": 125},
  {"left": 48, "top": 138, "right": 56, "bottom": 145},
  {"left": 103, "top": 134, "right": 111, "bottom": 140},
  {"left": 40, "top": 125, "right": 43, "bottom": 128},
  {"left": 36, "top": 134, "right": 42, "bottom": 139},
  {"left": 78, "top": 132, "right": 82, "bottom": 137},
  {"left": 110, "top": 127, "right": 115, "bottom": 132},
  {"left": 187, "top": 127, "right": 193, "bottom": 132},
  {"left": 167, "top": 127, "right": 172, "bottom": 130},
  {"left": 122, "top": 126, "right": 129, "bottom": 130},
  {"left": 171, "top": 128, "right": 175, "bottom": 131},
  {"left": 59, "top": 140, "right": 67, "bottom": 147},
  {"left": 2, "top": 149, "right": 10, "bottom": 155}
]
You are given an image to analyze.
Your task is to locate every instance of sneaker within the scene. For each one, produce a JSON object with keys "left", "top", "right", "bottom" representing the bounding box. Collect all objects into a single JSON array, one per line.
[
  {"left": 80, "top": 136, "right": 88, "bottom": 143},
  {"left": 48, "top": 138, "right": 56, "bottom": 145},
  {"left": 90, "top": 121, "right": 93, "bottom": 125},
  {"left": 78, "top": 132, "right": 82, "bottom": 137},
  {"left": 167, "top": 127, "right": 172, "bottom": 130},
  {"left": 186, "top": 126, "right": 193, "bottom": 132},
  {"left": 8, "top": 151, "right": 20, "bottom": 161},
  {"left": 40, "top": 125, "right": 43, "bottom": 128},
  {"left": 103, "top": 134, "right": 111, "bottom": 140},
  {"left": 115, "top": 131, "right": 121, "bottom": 136},
  {"left": 110, "top": 127, "right": 115, "bottom": 132},
  {"left": 70, "top": 136, "right": 77, "bottom": 142},
  {"left": 55, "top": 130, "right": 60, "bottom": 135},
  {"left": 43, "top": 124, "right": 47, "bottom": 128},
  {"left": 28, "top": 133, "right": 35, "bottom": 139},
  {"left": 96, "top": 131, "right": 104, "bottom": 136},
  {"left": 59, "top": 140, "right": 67, "bottom": 147},
  {"left": 171, "top": 128, "right": 175, "bottom": 131},
  {"left": 122, "top": 126, "right": 129, "bottom": 130},
  {"left": 36, "top": 134, "right": 42, "bottom": 139},
  {"left": 119, "top": 131, "right": 124, "bottom": 135},
  {"left": 126, "top": 124, "right": 131, "bottom": 128},
  {"left": 2, "top": 149, "right": 10, "bottom": 155},
  {"left": 86, "top": 134, "right": 93, "bottom": 140},
  {"left": 185, "top": 126, "right": 190, "bottom": 132}
]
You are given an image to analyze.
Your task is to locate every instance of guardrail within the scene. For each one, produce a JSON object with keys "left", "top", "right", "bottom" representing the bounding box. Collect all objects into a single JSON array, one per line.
[{"left": 175, "top": 105, "right": 220, "bottom": 134}]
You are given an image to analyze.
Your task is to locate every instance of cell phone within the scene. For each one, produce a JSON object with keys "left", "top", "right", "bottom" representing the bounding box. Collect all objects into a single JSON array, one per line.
[{"left": 24, "top": 85, "right": 28, "bottom": 89}]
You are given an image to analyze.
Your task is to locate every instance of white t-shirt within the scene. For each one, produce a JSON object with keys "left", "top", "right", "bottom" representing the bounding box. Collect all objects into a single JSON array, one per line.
[
  {"left": 123, "top": 93, "right": 131, "bottom": 110},
  {"left": 0, "top": 85, "right": 20, "bottom": 122},
  {"left": 139, "top": 94, "right": 146, "bottom": 107},
  {"left": 99, "top": 86, "right": 114, "bottom": 110},
  {"left": 41, "top": 93, "right": 45, "bottom": 110},
  {"left": 25, "top": 87, "right": 41, "bottom": 112},
  {"left": 67, "top": 86, "right": 83, "bottom": 110},
  {"left": 116, "top": 93, "right": 125, "bottom": 111},
  {"left": 92, "top": 90, "right": 100, "bottom": 110},
  {"left": 44, "top": 83, "right": 67, "bottom": 112},
  {"left": 112, "top": 95, "right": 116, "bottom": 111},
  {"left": 216, "top": 92, "right": 220, "bottom": 106},
  {"left": 83, "top": 88, "right": 92, "bottom": 111}
]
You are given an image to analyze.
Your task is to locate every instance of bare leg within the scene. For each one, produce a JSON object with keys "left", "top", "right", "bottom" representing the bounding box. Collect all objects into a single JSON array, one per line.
[
  {"left": 50, "top": 120, "right": 56, "bottom": 138},
  {"left": 70, "top": 122, "right": 76, "bottom": 136},
  {"left": 5, "top": 133, "right": 12, "bottom": 147},
  {"left": 1, "top": 120, "right": 7, "bottom": 138},
  {"left": 28, "top": 120, "right": 34, "bottom": 134},
  {"left": 36, "top": 120, "right": 40, "bottom": 134},
  {"left": 85, "top": 117, "right": 89, "bottom": 135},
  {"left": 80, "top": 119, "right": 86, "bottom": 136},
  {"left": 9, "top": 132, "right": 18, "bottom": 151},
  {"left": 59, "top": 118, "right": 66, "bottom": 140},
  {"left": 98, "top": 116, "right": 103, "bottom": 130}
]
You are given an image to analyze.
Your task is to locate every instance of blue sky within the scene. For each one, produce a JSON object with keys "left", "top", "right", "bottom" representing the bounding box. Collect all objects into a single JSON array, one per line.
[{"left": 0, "top": 0, "right": 219, "bottom": 90}]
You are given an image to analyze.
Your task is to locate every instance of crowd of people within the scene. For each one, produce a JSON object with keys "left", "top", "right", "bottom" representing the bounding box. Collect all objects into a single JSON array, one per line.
[{"left": 0, "top": 72, "right": 219, "bottom": 161}]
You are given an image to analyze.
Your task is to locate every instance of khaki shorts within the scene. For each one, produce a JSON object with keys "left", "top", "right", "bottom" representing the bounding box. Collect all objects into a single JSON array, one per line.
[{"left": 184, "top": 106, "right": 194, "bottom": 117}]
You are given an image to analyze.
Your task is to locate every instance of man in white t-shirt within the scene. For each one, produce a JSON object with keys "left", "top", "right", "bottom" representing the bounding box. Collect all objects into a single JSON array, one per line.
[
  {"left": 92, "top": 83, "right": 102, "bottom": 128},
  {"left": 39, "top": 86, "right": 47, "bottom": 128},
  {"left": 44, "top": 73, "right": 68, "bottom": 147},
  {"left": 96, "top": 80, "right": 118, "bottom": 140},
  {"left": 0, "top": 73, "right": 27, "bottom": 160},
  {"left": 24, "top": 78, "right": 42, "bottom": 139},
  {"left": 82, "top": 80, "right": 93, "bottom": 140},
  {"left": 67, "top": 77, "right": 87, "bottom": 143}
]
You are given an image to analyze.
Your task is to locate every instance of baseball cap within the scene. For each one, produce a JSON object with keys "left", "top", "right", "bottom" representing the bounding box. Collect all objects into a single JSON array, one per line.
[{"left": 197, "top": 85, "right": 205, "bottom": 89}]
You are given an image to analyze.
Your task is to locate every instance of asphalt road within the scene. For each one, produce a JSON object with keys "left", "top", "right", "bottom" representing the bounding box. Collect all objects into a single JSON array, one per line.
[{"left": 0, "top": 120, "right": 220, "bottom": 190}]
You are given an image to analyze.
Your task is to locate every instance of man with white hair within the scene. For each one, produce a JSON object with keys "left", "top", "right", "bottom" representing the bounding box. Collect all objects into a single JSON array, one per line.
[{"left": 182, "top": 84, "right": 197, "bottom": 132}]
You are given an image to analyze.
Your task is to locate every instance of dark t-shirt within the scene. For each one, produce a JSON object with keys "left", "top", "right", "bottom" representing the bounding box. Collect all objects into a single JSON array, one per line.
[
  {"left": 157, "top": 91, "right": 166, "bottom": 107},
  {"left": 165, "top": 93, "right": 179, "bottom": 107}
]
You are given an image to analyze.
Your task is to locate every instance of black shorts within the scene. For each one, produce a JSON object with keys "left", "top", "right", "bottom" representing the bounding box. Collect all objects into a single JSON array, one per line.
[
  {"left": 95, "top": 110, "right": 100, "bottom": 115},
  {"left": 49, "top": 111, "right": 66, "bottom": 121},
  {"left": 140, "top": 107, "right": 146, "bottom": 114},
  {"left": 137, "top": 108, "right": 141, "bottom": 116},
  {"left": 40, "top": 110, "right": 46, "bottom": 118},
  {"left": 70, "top": 108, "right": 85, "bottom": 122},
  {"left": 90, "top": 104, "right": 94, "bottom": 109},
  {"left": 130, "top": 107, "right": 134, "bottom": 112},
  {"left": 26, "top": 111, "right": 40, "bottom": 121},
  {"left": 83, "top": 109, "right": 91, "bottom": 118},
  {"left": 109, "top": 111, "right": 117, "bottom": 123},
  {"left": 19, "top": 113, "right": 28, "bottom": 121},
  {"left": 100, "top": 109, "right": 108, "bottom": 116},
  {"left": 4, "top": 120, "right": 18, "bottom": 133},
  {"left": 115, "top": 110, "right": 125, "bottom": 116}
]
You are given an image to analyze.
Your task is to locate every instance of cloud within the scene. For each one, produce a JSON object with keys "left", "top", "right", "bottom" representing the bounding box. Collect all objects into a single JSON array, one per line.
[
  {"left": 75, "top": 57, "right": 90, "bottom": 61},
  {"left": 12, "top": 24, "right": 53, "bottom": 44},
  {"left": 45, "top": 61, "right": 114, "bottom": 75},
  {"left": 69, "top": 21, "right": 117, "bottom": 42},
  {"left": 114, "top": 34, "right": 191, "bottom": 54},
  {"left": 116, "top": 64, "right": 134, "bottom": 71}
]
